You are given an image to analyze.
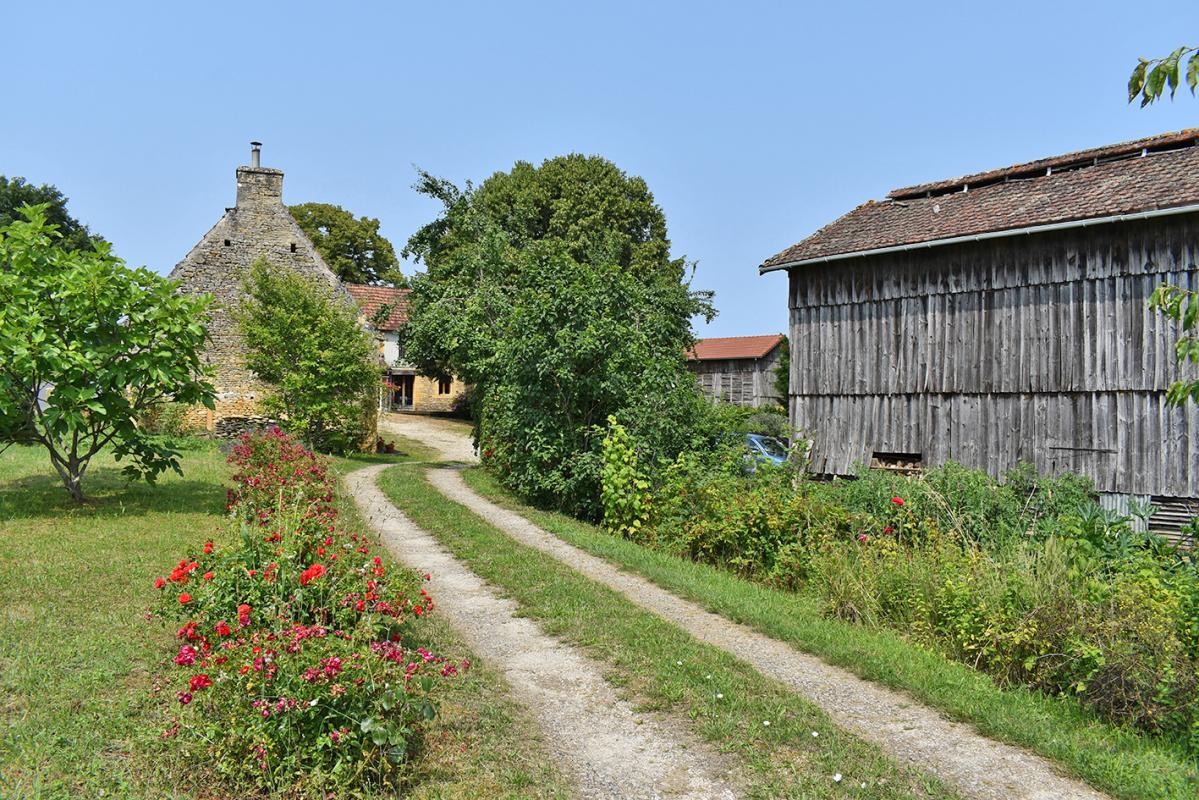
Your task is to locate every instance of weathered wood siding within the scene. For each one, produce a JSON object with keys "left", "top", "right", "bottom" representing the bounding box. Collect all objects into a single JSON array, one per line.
[
  {"left": 690, "top": 349, "right": 783, "bottom": 407},
  {"left": 788, "top": 214, "right": 1199, "bottom": 497}
]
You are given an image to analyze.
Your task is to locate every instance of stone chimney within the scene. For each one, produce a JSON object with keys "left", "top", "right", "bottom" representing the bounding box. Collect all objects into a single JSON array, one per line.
[{"left": 235, "top": 141, "right": 284, "bottom": 209}]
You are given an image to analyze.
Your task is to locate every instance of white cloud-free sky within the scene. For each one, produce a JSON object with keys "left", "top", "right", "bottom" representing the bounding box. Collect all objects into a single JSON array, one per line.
[{"left": 4, "top": 1, "right": 1197, "bottom": 336}]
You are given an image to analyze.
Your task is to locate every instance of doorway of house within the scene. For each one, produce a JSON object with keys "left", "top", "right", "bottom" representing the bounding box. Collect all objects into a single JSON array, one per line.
[{"left": 391, "top": 374, "right": 415, "bottom": 410}]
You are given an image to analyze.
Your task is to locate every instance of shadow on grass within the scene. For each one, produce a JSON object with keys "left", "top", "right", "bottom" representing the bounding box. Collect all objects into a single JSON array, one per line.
[{"left": 0, "top": 466, "right": 226, "bottom": 521}]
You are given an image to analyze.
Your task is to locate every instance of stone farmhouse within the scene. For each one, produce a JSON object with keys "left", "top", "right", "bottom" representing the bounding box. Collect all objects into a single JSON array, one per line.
[
  {"left": 686, "top": 334, "right": 785, "bottom": 408},
  {"left": 343, "top": 284, "right": 466, "bottom": 413},
  {"left": 171, "top": 144, "right": 462, "bottom": 433},
  {"left": 761, "top": 128, "right": 1199, "bottom": 533}
]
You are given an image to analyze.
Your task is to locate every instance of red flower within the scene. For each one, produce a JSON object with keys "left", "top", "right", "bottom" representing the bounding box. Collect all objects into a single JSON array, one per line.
[
  {"left": 413, "top": 604, "right": 424, "bottom": 617},
  {"left": 299, "top": 563, "right": 327, "bottom": 587},
  {"left": 202, "top": 571, "right": 214, "bottom": 582},
  {"left": 883, "top": 526, "right": 894, "bottom": 534},
  {"left": 189, "top": 673, "right": 213, "bottom": 692},
  {"left": 203, "top": 541, "right": 214, "bottom": 554},
  {"left": 153, "top": 576, "right": 166, "bottom": 590},
  {"left": 178, "top": 592, "right": 192, "bottom": 605},
  {"left": 175, "top": 644, "right": 197, "bottom": 666},
  {"left": 215, "top": 620, "right": 232, "bottom": 637},
  {"left": 857, "top": 533, "right": 869, "bottom": 544},
  {"left": 177, "top": 691, "right": 192, "bottom": 705},
  {"left": 891, "top": 496, "right": 905, "bottom": 506}
]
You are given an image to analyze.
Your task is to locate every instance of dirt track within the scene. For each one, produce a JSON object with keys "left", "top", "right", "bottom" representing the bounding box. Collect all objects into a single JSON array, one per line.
[
  {"left": 395, "top": 415, "right": 1110, "bottom": 800},
  {"left": 345, "top": 463, "right": 739, "bottom": 800}
]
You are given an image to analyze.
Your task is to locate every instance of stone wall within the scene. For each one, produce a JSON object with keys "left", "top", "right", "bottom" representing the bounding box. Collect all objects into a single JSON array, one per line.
[{"left": 170, "top": 162, "right": 349, "bottom": 432}]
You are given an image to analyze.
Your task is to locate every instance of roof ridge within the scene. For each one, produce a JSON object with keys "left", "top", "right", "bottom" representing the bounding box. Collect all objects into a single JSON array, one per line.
[{"left": 889, "top": 127, "right": 1199, "bottom": 200}]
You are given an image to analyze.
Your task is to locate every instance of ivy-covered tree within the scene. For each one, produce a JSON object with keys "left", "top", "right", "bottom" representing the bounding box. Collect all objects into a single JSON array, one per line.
[
  {"left": 1, "top": 176, "right": 103, "bottom": 252},
  {"left": 772, "top": 334, "right": 790, "bottom": 406},
  {"left": 289, "top": 202, "right": 406, "bottom": 287},
  {"left": 404, "top": 155, "right": 715, "bottom": 517},
  {"left": 237, "top": 259, "right": 379, "bottom": 454},
  {"left": 0, "top": 206, "right": 214, "bottom": 501}
]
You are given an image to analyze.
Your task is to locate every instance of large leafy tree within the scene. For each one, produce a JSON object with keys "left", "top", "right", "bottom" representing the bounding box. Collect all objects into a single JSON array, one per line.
[
  {"left": 237, "top": 259, "right": 379, "bottom": 454},
  {"left": 1, "top": 176, "right": 103, "bottom": 252},
  {"left": 289, "top": 202, "right": 406, "bottom": 286},
  {"left": 0, "top": 206, "right": 214, "bottom": 501},
  {"left": 404, "top": 154, "right": 714, "bottom": 517}
]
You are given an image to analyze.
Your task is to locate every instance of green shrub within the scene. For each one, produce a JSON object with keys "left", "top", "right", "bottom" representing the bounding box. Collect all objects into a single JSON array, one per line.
[
  {"left": 599, "top": 416, "right": 653, "bottom": 540},
  {"left": 617, "top": 442, "right": 1199, "bottom": 749}
]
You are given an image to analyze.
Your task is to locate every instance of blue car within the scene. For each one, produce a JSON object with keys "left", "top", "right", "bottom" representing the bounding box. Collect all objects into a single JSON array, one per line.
[{"left": 745, "top": 433, "right": 788, "bottom": 467}]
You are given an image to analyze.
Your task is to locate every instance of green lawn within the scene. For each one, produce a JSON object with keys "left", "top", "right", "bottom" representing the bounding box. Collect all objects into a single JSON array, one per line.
[
  {"left": 0, "top": 440, "right": 568, "bottom": 800},
  {"left": 0, "top": 442, "right": 229, "bottom": 799},
  {"left": 378, "top": 459, "right": 961, "bottom": 800},
  {"left": 460, "top": 467, "right": 1199, "bottom": 800}
]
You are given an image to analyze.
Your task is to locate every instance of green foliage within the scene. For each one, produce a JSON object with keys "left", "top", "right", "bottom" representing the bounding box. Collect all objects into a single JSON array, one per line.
[
  {"left": 601, "top": 436, "right": 1199, "bottom": 747},
  {"left": 599, "top": 416, "right": 653, "bottom": 539},
  {"left": 289, "top": 202, "right": 406, "bottom": 287},
  {"left": 1128, "top": 46, "right": 1199, "bottom": 106},
  {"left": 1149, "top": 283, "right": 1199, "bottom": 405},
  {"left": 236, "top": 259, "right": 379, "bottom": 455},
  {"left": 772, "top": 334, "right": 790, "bottom": 404},
  {"left": 404, "top": 155, "right": 715, "bottom": 517},
  {"left": 0, "top": 176, "right": 103, "bottom": 252},
  {"left": 0, "top": 206, "right": 214, "bottom": 501}
]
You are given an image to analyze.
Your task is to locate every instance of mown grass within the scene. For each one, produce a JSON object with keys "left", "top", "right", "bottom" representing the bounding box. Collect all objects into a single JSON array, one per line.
[
  {"left": 378, "top": 458, "right": 962, "bottom": 800},
  {"left": 460, "top": 466, "right": 1199, "bottom": 800},
  {"left": 0, "top": 441, "right": 228, "bottom": 799},
  {"left": 0, "top": 439, "right": 567, "bottom": 800}
]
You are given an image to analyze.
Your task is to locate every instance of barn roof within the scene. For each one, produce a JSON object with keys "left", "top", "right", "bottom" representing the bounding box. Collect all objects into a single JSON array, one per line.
[
  {"left": 344, "top": 284, "right": 411, "bottom": 331},
  {"left": 761, "top": 128, "right": 1199, "bottom": 272},
  {"left": 687, "top": 334, "right": 784, "bottom": 361}
]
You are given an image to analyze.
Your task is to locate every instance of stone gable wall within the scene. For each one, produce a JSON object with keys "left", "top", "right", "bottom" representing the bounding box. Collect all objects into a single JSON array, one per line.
[{"left": 170, "top": 165, "right": 346, "bottom": 429}]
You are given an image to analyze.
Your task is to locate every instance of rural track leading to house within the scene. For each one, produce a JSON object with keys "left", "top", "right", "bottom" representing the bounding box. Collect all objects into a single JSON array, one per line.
[
  {"left": 393, "top": 416, "right": 1110, "bottom": 800},
  {"left": 344, "top": 463, "right": 740, "bottom": 800}
]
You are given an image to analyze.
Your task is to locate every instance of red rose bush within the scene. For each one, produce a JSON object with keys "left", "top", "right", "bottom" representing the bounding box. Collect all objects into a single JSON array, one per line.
[{"left": 151, "top": 429, "right": 462, "bottom": 792}]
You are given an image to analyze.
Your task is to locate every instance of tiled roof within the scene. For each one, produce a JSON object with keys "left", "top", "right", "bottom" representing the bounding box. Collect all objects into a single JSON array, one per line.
[
  {"left": 687, "top": 334, "right": 784, "bottom": 361},
  {"left": 762, "top": 128, "right": 1199, "bottom": 271},
  {"left": 344, "top": 284, "right": 411, "bottom": 331}
]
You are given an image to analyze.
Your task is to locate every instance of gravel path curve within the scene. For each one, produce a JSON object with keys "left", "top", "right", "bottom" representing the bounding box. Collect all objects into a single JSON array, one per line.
[
  {"left": 424, "top": 465, "right": 1111, "bottom": 800},
  {"left": 345, "top": 464, "right": 739, "bottom": 800},
  {"left": 380, "top": 415, "right": 479, "bottom": 464}
]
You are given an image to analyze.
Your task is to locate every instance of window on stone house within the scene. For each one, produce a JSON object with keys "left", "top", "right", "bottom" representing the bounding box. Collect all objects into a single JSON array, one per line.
[{"left": 437, "top": 377, "right": 452, "bottom": 395}]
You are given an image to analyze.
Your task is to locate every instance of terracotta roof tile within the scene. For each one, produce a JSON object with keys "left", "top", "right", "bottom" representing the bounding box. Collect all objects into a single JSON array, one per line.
[
  {"left": 687, "top": 334, "right": 784, "bottom": 361},
  {"left": 344, "top": 284, "right": 410, "bottom": 332},
  {"left": 762, "top": 128, "right": 1199, "bottom": 270}
]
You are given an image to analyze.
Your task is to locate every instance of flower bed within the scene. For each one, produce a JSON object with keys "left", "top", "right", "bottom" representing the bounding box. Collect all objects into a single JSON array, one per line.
[{"left": 152, "top": 428, "right": 463, "bottom": 793}]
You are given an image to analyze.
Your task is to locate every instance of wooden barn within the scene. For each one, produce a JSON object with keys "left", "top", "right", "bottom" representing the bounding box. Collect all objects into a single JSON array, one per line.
[
  {"left": 686, "top": 334, "right": 785, "bottom": 408},
  {"left": 760, "top": 129, "right": 1199, "bottom": 526}
]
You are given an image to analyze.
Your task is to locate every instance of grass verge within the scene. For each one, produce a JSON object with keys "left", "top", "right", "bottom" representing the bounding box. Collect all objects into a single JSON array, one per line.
[
  {"left": 378, "top": 459, "right": 961, "bottom": 800},
  {"left": 461, "top": 466, "right": 1199, "bottom": 800}
]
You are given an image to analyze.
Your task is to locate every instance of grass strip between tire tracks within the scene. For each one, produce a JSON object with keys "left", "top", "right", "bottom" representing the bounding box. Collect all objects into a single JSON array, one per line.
[
  {"left": 378, "top": 459, "right": 962, "bottom": 800},
  {"left": 459, "top": 465, "right": 1199, "bottom": 800}
]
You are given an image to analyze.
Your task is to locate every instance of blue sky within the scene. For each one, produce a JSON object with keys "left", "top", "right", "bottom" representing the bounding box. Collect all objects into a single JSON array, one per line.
[{"left": 4, "top": 1, "right": 1197, "bottom": 337}]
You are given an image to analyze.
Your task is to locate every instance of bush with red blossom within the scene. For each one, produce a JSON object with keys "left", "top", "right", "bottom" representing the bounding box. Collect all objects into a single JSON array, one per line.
[{"left": 151, "top": 430, "right": 462, "bottom": 792}]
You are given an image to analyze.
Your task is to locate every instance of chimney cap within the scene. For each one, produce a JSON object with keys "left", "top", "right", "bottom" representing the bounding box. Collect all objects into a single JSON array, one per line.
[{"left": 250, "top": 140, "right": 262, "bottom": 147}]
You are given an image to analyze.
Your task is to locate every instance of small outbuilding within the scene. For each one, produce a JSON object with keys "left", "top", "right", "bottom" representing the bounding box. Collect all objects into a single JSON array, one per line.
[
  {"left": 686, "top": 334, "right": 785, "bottom": 408},
  {"left": 760, "top": 129, "right": 1199, "bottom": 531}
]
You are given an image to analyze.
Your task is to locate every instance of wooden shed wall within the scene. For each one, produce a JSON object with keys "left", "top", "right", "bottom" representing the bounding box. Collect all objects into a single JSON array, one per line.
[
  {"left": 787, "top": 214, "right": 1199, "bottom": 497},
  {"left": 689, "top": 349, "right": 783, "bottom": 408}
]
